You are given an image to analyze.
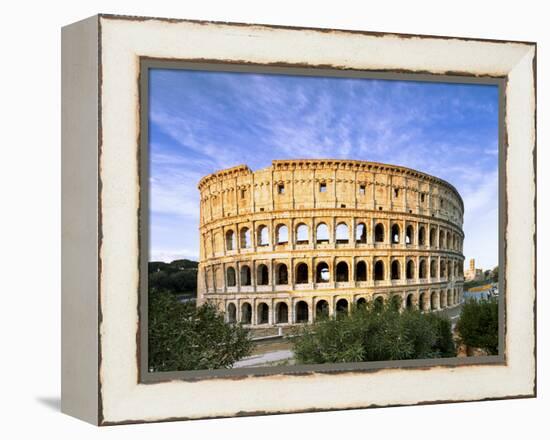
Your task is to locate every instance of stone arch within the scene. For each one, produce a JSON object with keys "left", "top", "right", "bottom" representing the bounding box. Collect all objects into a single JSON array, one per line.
[
  {"left": 406, "top": 259, "right": 415, "bottom": 279},
  {"left": 276, "top": 224, "right": 289, "bottom": 244},
  {"left": 447, "top": 289, "right": 453, "bottom": 307},
  {"left": 356, "top": 222, "right": 367, "bottom": 243},
  {"left": 335, "top": 261, "right": 349, "bottom": 282},
  {"left": 439, "top": 230, "right": 445, "bottom": 249},
  {"left": 390, "top": 294, "right": 402, "bottom": 311},
  {"left": 335, "top": 222, "right": 350, "bottom": 243},
  {"left": 375, "top": 223, "right": 385, "bottom": 242},
  {"left": 276, "top": 263, "right": 288, "bottom": 285},
  {"left": 406, "top": 293, "right": 415, "bottom": 310},
  {"left": 256, "top": 264, "right": 269, "bottom": 285},
  {"left": 430, "top": 227, "right": 437, "bottom": 247},
  {"left": 374, "top": 260, "right": 385, "bottom": 281},
  {"left": 336, "top": 298, "right": 349, "bottom": 316},
  {"left": 225, "top": 229, "right": 235, "bottom": 251},
  {"left": 295, "top": 262, "right": 309, "bottom": 284},
  {"left": 356, "top": 297, "right": 367, "bottom": 308},
  {"left": 418, "top": 226, "right": 426, "bottom": 246},
  {"left": 430, "top": 258, "right": 437, "bottom": 278},
  {"left": 374, "top": 296, "right": 384, "bottom": 311},
  {"left": 316, "top": 261, "right": 330, "bottom": 283},
  {"left": 241, "top": 302, "right": 252, "bottom": 324},
  {"left": 240, "top": 265, "right": 251, "bottom": 286},
  {"left": 240, "top": 227, "right": 251, "bottom": 248},
  {"left": 257, "top": 225, "right": 269, "bottom": 246},
  {"left": 315, "top": 299, "right": 329, "bottom": 319},
  {"left": 406, "top": 225, "right": 414, "bottom": 245},
  {"left": 446, "top": 233, "right": 452, "bottom": 249},
  {"left": 355, "top": 260, "right": 367, "bottom": 281},
  {"left": 419, "top": 259, "right": 427, "bottom": 279},
  {"left": 295, "top": 223, "right": 309, "bottom": 244},
  {"left": 226, "top": 266, "right": 236, "bottom": 287},
  {"left": 257, "top": 302, "right": 269, "bottom": 324},
  {"left": 391, "top": 223, "right": 400, "bottom": 244},
  {"left": 440, "top": 259, "right": 446, "bottom": 278},
  {"left": 226, "top": 302, "right": 236, "bottom": 323},
  {"left": 316, "top": 223, "right": 330, "bottom": 243},
  {"left": 431, "top": 291, "right": 438, "bottom": 310},
  {"left": 391, "top": 259, "right": 401, "bottom": 280},
  {"left": 419, "top": 291, "right": 428, "bottom": 311},
  {"left": 275, "top": 302, "right": 288, "bottom": 324},
  {"left": 295, "top": 301, "right": 309, "bottom": 323},
  {"left": 440, "top": 290, "right": 446, "bottom": 308}
]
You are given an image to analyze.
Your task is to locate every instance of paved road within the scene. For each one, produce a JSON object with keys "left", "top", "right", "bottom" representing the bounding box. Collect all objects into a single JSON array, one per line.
[{"left": 233, "top": 349, "right": 294, "bottom": 368}]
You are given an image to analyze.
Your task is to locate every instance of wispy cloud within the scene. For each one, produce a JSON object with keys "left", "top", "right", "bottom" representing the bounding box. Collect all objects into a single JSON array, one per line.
[{"left": 148, "top": 69, "right": 499, "bottom": 268}]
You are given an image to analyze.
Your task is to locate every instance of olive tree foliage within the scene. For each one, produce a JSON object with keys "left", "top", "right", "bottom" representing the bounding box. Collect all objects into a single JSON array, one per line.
[
  {"left": 292, "top": 301, "right": 455, "bottom": 364},
  {"left": 149, "top": 292, "right": 253, "bottom": 372},
  {"left": 456, "top": 297, "right": 499, "bottom": 355}
]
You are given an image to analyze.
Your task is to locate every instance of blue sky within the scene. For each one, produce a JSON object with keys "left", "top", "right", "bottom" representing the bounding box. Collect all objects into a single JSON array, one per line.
[{"left": 149, "top": 69, "right": 499, "bottom": 270}]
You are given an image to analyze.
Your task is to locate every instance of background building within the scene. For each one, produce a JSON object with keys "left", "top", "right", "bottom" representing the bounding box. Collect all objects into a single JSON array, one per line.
[
  {"left": 464, "top": 258, "right": 484, "bottom": 281},
  {"left": 197, "top": 159, "right": 465, "bottom": 328}
]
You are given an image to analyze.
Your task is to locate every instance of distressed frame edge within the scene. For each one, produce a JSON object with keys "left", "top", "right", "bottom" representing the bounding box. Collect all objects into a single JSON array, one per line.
[{"left": 61, "top": 14, "right": 101, "bottom": 425}]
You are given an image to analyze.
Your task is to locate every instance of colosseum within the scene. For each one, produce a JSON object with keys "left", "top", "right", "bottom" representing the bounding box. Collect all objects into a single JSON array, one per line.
[{"left": 197, "top": 159, "right": 465, "bottom": 329}]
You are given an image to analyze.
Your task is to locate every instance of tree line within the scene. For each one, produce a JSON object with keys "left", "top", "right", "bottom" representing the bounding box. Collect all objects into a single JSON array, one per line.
[{"left": 148, "top": 259, "right": 198, "bottom": 296}]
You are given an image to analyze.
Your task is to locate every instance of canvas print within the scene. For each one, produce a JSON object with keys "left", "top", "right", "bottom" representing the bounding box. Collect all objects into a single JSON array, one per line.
[{"left": 146, "top": 67, "right": 500, "bottom": 373}]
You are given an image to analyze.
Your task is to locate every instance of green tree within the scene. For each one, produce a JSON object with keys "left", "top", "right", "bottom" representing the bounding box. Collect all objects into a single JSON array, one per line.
[
  {"left": 455, "top": 298, "right": 499, "bottom": 355},
  {"left": 491, "top": 266, "right": 499, "bottom": 282},
  {"left": 292, "top": 302, "right": 455, "bottom": 364},
  {"left": 149, "top": 292, "right": 253, "bottom": 371}
]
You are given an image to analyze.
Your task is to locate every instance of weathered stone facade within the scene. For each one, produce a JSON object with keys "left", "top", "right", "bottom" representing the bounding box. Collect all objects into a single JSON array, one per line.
[{"left": 197, "top": 159, "right": 465, "bottom": 327}]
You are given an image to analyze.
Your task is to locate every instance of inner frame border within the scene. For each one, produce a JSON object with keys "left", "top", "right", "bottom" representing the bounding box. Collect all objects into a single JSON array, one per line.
[{"left": 137, "top": 58, "right": 507, "bottom": 384}]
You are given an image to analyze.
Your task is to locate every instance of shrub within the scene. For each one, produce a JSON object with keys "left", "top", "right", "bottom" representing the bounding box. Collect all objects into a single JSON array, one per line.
[
  {"left": 292, "top": 302, "right": 455, "bottom": 364},
  {"left": 456, "top": 297, "right": 499, "bottom": 355},
  {"left": 149, "top": 291, "right": 253, "bottom": 371}
]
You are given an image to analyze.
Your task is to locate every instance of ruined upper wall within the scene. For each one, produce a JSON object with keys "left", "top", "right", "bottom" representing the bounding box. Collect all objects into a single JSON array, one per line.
[{"left": 198, "top": 159, "right": 464, "bottom": 227}]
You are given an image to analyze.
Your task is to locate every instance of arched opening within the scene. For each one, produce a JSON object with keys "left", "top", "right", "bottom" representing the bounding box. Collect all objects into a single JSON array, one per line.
[
  {"left": 276, "top": 224, "right": 288, "bottom": 244},
  {"left": 316, "top": 223, "right": 329, "bottom": 243},
  {"left": 419, "top": 259, "right": 427, "bottom": 279},
  {"left": 430, "top": 228, "right": 436, "bottom": 247},
  {"left": 295, "top": 301, "right": 309, "bottom": 323},
  {"left": 374, "top": 260, "right": 385, "bottom": 281},
  {"left": 439, "top": 230, "right": 445, "bottom": 249},
  {"left": 336, "top": 298, "right": 349, "bottom": 316},
  {"left": 225, "top": 230, "right": 235, "bottom": 251},
  {"left": 257, "top": 225, "right": 269, "bottom": 246},
  {"left": 335, "top": 261, "right": 349, "bottom": 282},
  {"left": 257, "top": 303, "right": 269, "bottom": 324},
  {"left": 256, "top": 264, "right": 269, "bottom": 285},
  {"left": 440, "top": 290, "right": 446, "bottom": 308},
  {"left": 355, "top": 222, "right": 367, "bottom": 243},
  {"left": 241, "top": 302, "right": 252, "bottom": 324},
  {"left": 226, "top": 267, "right": 236, "bottom": 287},
  {"left": 296, "top": 223, "right": 309, "bottom": 244},
  {"left": 335, "top": 223, "right": 349, "bottom": 244},
  {"left": 430, "top": 259, "right": 437, "bottom": 278},
  {"left": 276, "top": 263, "right": 288, "bottom": 285},
  {"left": 276, "top": 302, "right": 288, "bottom": 324},
  {"left": 374, "top": 296, "right": 384, "bottom": 311},
  {"left": 447, "top": 290, "right": 453, "bottom": 306},
  {"left": 406, "top": 225, "right": 414, "bottom": 245},
  {"left": 390, "top": 295, "right": 401, "bottom": 311},
  {"left": 418, "top": 226, "right": 426, "bottom": 246},
  {"left": 315, "top": 300, "right": 329, "bottom": 319},
  {"left": 240, "top": 265, "right": 251, "bottom": 286},
  {"left": 316, "top": 262, "right": 330, "bottom": 283},
  {"left": 406, "top": 294, "right": 414, "bottom": 310},
  {"left": 391, "top": 260, "right": 400, "bottom": 280},
  {"left": 440, "top": 260, "right": 446, "bottom": 278},
  {"left": 356, "top": 297, "right": 367, "bottom": 308},
  {"left": 227, "top": 303, "right": 236, "bottom": 323},
  {"left": 406, "top": 260, "right": 415, "bottom": 279},
  {"left": 375, "top": 223, "right": 385, "bottom": 242},
  {"left": 431, "top": 292, "right": 438, "bottom": 310},
  {"left": 446, "top": 234, "right": 451, "bottom": 249},
  {"left": 355, "top": 261, "right": 367, "bottom": 281},
  {"left": 240, "top": 227, "right": 251, "bottom": 248},
  {"left": 391, "top": 224, "right": 400, "bottom": 244},
  {"left": 419, "top": 292, "right": 427, "bottom": 311},
  {"left": 295, "top": 263, "right": 309, "bottom": 284}
]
